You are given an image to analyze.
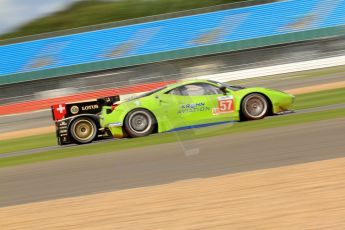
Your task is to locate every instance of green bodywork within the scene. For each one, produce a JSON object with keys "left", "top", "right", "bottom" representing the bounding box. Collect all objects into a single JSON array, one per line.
[{"left": 100, "top": 79, "right": 294, "bottom": 137}]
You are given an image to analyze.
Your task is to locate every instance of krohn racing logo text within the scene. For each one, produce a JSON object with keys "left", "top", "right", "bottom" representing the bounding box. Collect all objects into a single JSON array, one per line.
[
  {"left": 82, "top": 104, "right": 99, "bottom": 111},
  {"left": 178, "top": 102, "right": 210, "bottom": 114}
]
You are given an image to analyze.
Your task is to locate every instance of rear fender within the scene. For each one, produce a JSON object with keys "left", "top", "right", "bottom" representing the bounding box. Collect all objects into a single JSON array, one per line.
[{"left": 122, "top": 107, "right": 159, "bottom": 134}]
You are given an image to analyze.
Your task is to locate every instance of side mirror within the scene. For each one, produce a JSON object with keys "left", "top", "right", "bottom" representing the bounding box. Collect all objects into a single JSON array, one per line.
[
  {"left": 219, "top": 86, "right": 227, "bottom": 95},
  {"left": 155, "top": 95, "right": 163, "bottom": 102}
]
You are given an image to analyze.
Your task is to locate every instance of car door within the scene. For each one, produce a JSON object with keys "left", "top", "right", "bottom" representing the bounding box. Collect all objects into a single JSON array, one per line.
[{"left": 158, "top": 82, "right": 236, "bottom": 130}]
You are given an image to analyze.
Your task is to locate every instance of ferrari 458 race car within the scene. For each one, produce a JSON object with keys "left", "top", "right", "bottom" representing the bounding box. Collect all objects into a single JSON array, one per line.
[
  {"left": 100, "top": 79, "right": 294, "bottom": 139},
  {"left": 51, "top": 79, "right": 294, "bottom": 145}
]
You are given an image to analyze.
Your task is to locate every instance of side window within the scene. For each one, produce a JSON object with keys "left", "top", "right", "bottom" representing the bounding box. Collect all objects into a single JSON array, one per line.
[
  {"left": 181, "top": 84, "right": 205, "bottom": 96},
  {"left": 168, "top": 88, "right": 182, "bottom": 95},
  {"left": 202, "top": 83, "right": 223, "bottom": 95},
  {"left": 167, "top": 83, "right": 223, "bottom": 96}
]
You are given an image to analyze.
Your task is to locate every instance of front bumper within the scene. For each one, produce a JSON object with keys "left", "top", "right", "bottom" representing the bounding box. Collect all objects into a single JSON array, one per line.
[{"left": 104, "top": 123, "right": 125, "bottom": 138}]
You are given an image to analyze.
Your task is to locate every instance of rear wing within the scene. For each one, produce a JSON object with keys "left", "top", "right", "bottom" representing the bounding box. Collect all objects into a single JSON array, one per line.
[{"left": 51, "top": 95, "right": 120, "bottom": 121}]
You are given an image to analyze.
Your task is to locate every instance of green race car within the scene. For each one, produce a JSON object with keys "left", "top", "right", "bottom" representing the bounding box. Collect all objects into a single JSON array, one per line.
[{"left": 99, "top": 79, "right": 294, "bottom": 139}]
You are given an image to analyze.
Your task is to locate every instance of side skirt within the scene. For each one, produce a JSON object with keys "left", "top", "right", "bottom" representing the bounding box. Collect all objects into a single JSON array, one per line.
[{"left": 167, "top": 120, "right": 239, "bottom": 132}]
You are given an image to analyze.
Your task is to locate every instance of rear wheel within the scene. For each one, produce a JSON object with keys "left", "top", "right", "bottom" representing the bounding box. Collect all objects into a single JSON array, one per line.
[
  {"left": 241, "top": 93, "right": 268, "bottom": 120},
  {"left": 124, "top": 109, "right": 155, "bottom": 137},
  {"left": 70, "top": 117, "right": 97, "bottom": 144}
]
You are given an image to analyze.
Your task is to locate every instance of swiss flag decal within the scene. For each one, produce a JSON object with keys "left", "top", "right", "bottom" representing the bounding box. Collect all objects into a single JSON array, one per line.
[{"left": 52, "top": 104, "right": 66, "bottom": 121}]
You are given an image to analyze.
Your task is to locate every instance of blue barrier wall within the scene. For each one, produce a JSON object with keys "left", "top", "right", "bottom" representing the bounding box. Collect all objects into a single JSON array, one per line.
[{"left": 0, "top": 0, "right": 344, "bottom": 84}]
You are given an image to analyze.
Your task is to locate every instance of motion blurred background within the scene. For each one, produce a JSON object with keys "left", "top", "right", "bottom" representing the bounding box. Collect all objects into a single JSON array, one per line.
[
  {"left": 1, "top": 1, "right": 345, "bottom": 228},
  {"left": 0, "top": 0, "right": 344, "bottom": 117}
]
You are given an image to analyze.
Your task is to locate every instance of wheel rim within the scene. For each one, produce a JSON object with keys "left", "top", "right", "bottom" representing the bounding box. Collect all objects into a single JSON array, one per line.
[
  {"left": 245, "top": 96, "right": 267, "bottom": 118},
  {"left": 128, "top": 111, "right": 152, "bottom": 134},
  {"left": 73, "top": 120, "right": 94, "bottom": 141}
]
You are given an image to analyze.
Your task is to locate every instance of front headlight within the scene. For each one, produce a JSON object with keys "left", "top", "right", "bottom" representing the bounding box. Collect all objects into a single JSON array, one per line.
[{"left": 289, "top": 94, "right": 295, "bottom": 103}]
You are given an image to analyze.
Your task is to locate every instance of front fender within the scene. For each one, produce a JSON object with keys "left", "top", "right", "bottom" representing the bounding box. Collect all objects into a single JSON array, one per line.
[{"left": 233, "top": 87, "right": 294, "bottom": 114}]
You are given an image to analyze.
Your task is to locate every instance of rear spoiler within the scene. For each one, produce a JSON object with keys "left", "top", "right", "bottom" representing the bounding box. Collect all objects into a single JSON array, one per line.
[{"left": 51, "top": 95, "right": 120, "bottom": 121}]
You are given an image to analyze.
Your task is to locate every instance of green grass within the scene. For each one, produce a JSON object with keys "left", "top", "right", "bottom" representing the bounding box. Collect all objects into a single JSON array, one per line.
[
  {"left": 294, "top": 87, "right": 345, "bottom": 110},
  {"left": 0, "top": 108, "right": 344, "bottom": 168},
  {"left": 0, "top": 133, "right": 56, "bottom": 154}
]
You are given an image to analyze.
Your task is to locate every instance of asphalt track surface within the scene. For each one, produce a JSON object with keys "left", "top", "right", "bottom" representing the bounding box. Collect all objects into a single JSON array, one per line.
[
  {"left": 1, "top": 67, "right": 344, "bottom": 133},
  {"left": 1, "top": 118, "right": 345, "bottom": 207}
]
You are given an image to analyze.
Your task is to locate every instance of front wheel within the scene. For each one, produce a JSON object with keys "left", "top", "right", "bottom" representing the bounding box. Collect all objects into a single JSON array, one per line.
[
  {"left": 124, "top": 109, "right": 155, "bottom": 138},
  {"left": 241, "top": 93, "right": 268, "bottom": 120},
  {"left": 70, "top": 117, "right": 98, "bottom": 144}
]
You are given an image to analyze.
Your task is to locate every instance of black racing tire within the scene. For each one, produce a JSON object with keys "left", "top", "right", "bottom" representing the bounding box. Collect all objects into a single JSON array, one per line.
[
  {"left": 241, "top": 93, "right": 268, "bottom": 120},
  {"left": 69, "top": 117, "right": 98, "bottom": 144},
  {"left": 124, "top": 109, "right": 155, "bottom": 138}
]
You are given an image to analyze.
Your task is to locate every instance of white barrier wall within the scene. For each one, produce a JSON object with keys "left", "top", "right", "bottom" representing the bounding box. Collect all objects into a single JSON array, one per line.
[{"left": 194, "top": 55, "right": 345, "bottom": 82}]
